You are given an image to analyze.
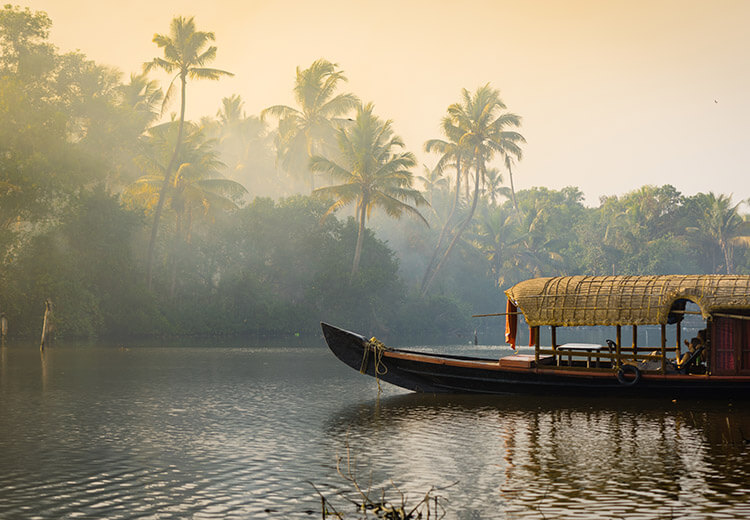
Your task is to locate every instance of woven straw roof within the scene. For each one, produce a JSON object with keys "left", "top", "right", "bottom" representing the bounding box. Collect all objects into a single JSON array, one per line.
[{"left": 505, "top": 275, "right": 750, "bottom": 327}]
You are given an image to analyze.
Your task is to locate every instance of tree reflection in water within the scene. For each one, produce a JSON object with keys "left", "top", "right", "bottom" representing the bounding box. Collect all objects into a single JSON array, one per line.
[{"left": 326, "top": 394, "right": 750, "bottom": 519}]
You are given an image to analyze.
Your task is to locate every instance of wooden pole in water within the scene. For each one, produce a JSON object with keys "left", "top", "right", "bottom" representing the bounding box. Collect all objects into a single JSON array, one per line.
[
  {"left": 40, "top": 299, "right": 53, "bottom": 351},
  {"left": 0, "top": 313, "right": 7, "bottom": 345}
]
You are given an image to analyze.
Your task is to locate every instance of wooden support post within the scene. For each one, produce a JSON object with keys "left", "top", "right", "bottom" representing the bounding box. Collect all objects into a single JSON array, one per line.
[
  {"left": 534, "top": 326, "right": 540, "bottom": 364},
  {"left": 551, "top": 326, "right": 557, "bottom": 365},
  {"left": 706, "top": 323, "right": 712, "bottom": 374},
  {"left": 616, "top": 325, "right": 622, "bottom": 365},
  {"left": 632, "top": 325, "right": 638, "bottom": 360},
  {"left": 660, "top": 324, "right": 667, "bottom": 372},
  {"left": 676, "top": 322, "right": 681, "bottom": 360}
]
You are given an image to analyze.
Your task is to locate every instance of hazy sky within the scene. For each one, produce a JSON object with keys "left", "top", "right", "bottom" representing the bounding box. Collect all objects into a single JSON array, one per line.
[{"left": 26, "top": 0, "right": 750, "bottom": 204}]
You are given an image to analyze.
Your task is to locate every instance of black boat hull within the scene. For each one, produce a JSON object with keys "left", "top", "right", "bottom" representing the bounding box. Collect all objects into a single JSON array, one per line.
[{"left": 321, "top": 322, "right": 750, "bottom": 398}]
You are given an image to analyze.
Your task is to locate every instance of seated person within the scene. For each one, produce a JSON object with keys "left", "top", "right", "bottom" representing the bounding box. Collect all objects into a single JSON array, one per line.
[
  {"left": 639, "top": 332, "right": 705, "bottom": 372},
  {"left": 678, "top": 336, "right": 704, "bottom": 370}
]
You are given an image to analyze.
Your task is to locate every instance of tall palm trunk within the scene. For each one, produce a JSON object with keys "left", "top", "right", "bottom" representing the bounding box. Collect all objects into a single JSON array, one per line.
[
  {"left": 506, "top": 158, "right": 520, "bottom": 221},
  {"left": 422, "top": 151, "right": 482, "bottom": 295},
  {"left": 420, "top": 157, "right": 462, "bottom": 295},
  {"left": 721, "top": 240, "right": 734, "bottom": 274},
  {"left": 306, "top": 135, "right": 316, "bottom": 192},
  {"left": 146, "top": 74, "right": 187, "bottom": 289},
  {"left": 169, "top": 208, "right": 183, "bottom": 300},
  {"left": 350, "top": 197, "right": 368, "bottom": 282}
]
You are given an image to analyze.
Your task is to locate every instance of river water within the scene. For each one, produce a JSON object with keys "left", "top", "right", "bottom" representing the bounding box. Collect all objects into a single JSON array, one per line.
[{"left": 1, "top": 340, "right": 749, "bottom": 519}]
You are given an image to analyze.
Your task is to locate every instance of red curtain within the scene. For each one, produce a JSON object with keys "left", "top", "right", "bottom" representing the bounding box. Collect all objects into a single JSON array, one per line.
[
  {"left": 713, "top": 317, "right": 735, "bottom": 373},
  {"left": 744, "top": 320, "right": 750, "bottom": 371},
  {"left": 505, "top": 300, "right": 517, "bottom": 350}
]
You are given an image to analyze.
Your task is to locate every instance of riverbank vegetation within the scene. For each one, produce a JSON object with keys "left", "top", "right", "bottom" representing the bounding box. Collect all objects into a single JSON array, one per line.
[{"left": 2, "top": 6, "right": 750, "bottom": 341}]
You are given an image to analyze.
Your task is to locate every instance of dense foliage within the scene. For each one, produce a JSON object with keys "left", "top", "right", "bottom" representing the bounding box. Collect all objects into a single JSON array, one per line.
[{"left": 2, "top": 6, "right": 749, "bottom": 343}]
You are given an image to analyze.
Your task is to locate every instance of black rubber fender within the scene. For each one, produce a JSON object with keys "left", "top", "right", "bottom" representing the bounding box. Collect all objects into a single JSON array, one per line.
[{"left": 616, "top": 364, "right": 641, "bottom": 386}]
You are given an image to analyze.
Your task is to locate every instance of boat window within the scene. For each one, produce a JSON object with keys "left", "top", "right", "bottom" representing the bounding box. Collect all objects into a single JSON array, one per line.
[
  {"left": 667, "top": 299, "right": 688, "bottom": 324},
  {"left": 678, "top": 300, "right": 704, "bottom": 342}
]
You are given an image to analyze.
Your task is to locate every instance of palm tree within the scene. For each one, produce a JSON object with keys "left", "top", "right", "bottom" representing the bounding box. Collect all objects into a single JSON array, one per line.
[
  {"left": 421, "top": 84, "right": 524, "bottom": 296},
  {"left": 208, "top": 94, "right": 280, "bottom": 197},
  {"left": 127, "top": 121, "right": 247, "bottom": 296},
  {"left": 119, "top": 72, "right": 163, "bottom": 127},
  {"left": 142, "top": 16, "right": 233, "bottom": 288},
  {"left": 419, "top": 121, "right": 469, "bottom": 293},
  {"left": 481, "top": 167, "right": 507, "bottom": 206},
  {"left": 73, "top": 72, "right": 163, "bottom": 191},
  {"left": 261, "top": 59, "right": 359, "bottom": 192},
  {"left": 310, "top": 102, "right": 428, "bottom": 280},
  {"left": 504, "top": 155, "right": 520, "bottom": 216},
  {"left": 470, "top": 204, "right": 517, "bottom": 285},
  {"left": 512, "top": 200, "right": 565, "bottom": 278},
  {"left": 130, "top": 122, "right": 246, "bottom": 231},
  {"left": 471, "top": 201, "right": 565, "bottom": 289},
  {"left": 416, "top": 164, "right": 448, "bottom": 206},
  {"left": 688, "top": 193, "right": 750, "bottom": 274},
  {"left": 216, "top": 93, "right": 244, "bottom": 127},
  {"left": 212, "top": 94, "right": 251, "bottom": 174}
]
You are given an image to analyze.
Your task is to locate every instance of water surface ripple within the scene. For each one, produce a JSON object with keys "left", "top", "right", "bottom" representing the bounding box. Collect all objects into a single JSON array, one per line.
[{"left": 1, "top": 343, "right": 749, "bottom": 519}]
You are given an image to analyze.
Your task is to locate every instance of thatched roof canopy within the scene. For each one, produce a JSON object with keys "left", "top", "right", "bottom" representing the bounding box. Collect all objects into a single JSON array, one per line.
[{"left": 505, "top": 275, "right": 750, "bottom": 327}]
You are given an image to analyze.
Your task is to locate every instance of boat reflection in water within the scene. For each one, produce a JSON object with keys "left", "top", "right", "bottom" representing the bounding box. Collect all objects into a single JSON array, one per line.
[{"left": 325, "top": 393, "right": 750, "bottom": 519}]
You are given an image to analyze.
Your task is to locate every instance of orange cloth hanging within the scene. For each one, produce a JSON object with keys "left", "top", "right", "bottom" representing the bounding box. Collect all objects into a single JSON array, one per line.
[
  {"left": 505, "top": 300, "right": 517, "bottom": 350},
  {"left": 529, "top": 325, "right": 537, "bottom": 347}
]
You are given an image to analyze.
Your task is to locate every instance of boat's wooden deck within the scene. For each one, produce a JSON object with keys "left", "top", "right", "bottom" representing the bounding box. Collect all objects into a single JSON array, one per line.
[{"left": 498, "top": 354, "right": 554, "bottom": 368}]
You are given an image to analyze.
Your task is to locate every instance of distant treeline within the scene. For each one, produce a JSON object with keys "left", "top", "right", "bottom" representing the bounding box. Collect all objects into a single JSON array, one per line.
[{"left": 1, "top": 7, "right": 748, "bottom": 342}]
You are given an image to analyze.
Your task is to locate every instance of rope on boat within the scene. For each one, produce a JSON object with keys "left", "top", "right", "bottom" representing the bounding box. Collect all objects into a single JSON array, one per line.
[{"left": 361, "top": 337, "right": 391, "bottom": 392}]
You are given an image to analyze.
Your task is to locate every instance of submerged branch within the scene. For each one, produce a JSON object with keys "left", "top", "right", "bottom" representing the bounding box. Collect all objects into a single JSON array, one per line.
[{"left": 312, "top": 436, "right": 455, "bottom": 519}]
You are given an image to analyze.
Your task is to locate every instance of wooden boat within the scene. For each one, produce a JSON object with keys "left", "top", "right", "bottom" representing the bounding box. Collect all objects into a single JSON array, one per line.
[{"left": 322, "top": 275, "right": 750, "bottom": 397}]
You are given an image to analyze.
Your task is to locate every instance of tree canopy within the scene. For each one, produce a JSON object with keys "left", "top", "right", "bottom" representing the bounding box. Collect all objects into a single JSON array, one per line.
[{"left": 2, "top": 5, "right": 750, "bottom": 344}]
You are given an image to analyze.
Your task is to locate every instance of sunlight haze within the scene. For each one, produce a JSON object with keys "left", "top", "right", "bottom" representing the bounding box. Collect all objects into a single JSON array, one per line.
[{"left": 29, "top": 0, "right": 750, "bottom": 204}]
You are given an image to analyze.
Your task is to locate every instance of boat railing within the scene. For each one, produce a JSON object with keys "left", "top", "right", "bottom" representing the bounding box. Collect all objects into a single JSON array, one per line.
[
  {"left": 555, "top": 343, "right": 609, "bottom": 368},
  {"left": 536, "top": 346, "right": 673, "bottom": 371}
]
